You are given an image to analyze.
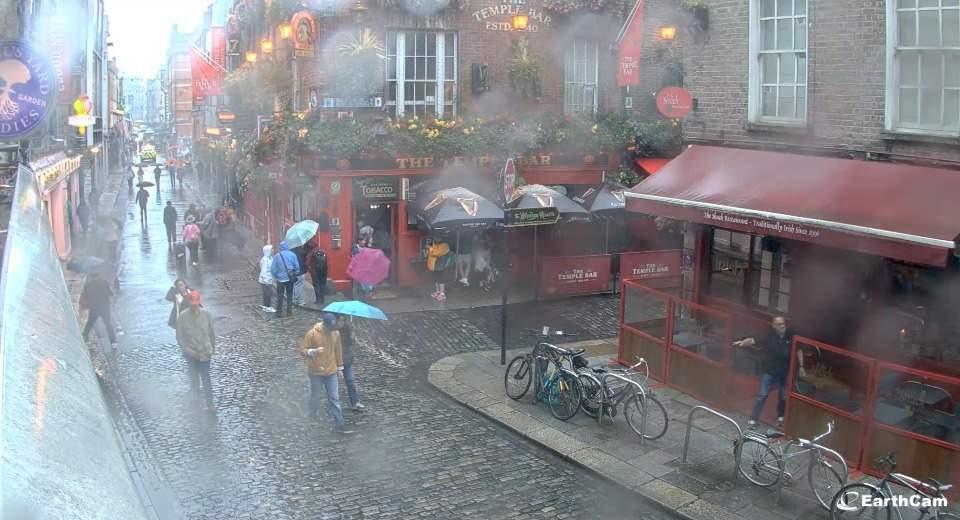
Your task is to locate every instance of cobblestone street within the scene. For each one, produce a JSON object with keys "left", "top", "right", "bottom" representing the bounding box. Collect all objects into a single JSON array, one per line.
[{"left": 98, "top": 173, "right": 676, "bottom": 520}]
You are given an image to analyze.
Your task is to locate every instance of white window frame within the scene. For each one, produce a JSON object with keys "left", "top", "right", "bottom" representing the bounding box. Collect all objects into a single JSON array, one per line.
[
  {"left": 563, "top": 40, "right": 599, "bottom": 115},
  {"left": 885, "top": 0, "right": 960, "bottom": 136},
  {"left": 748, "top": 0, "right": 809, "bottom": 125},
  {"left": 386, "top": 31, "right": 457, "bottom": 118}
]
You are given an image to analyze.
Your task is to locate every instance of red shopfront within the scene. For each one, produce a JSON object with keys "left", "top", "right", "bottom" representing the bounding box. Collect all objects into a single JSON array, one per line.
[{"left": 619, "top": 145, "right": 960, "bottom": 486}]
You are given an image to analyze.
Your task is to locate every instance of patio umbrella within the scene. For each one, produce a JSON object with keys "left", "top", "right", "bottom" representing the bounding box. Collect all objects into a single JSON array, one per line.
[
  {"left": 284, "top": 220, "right": 319, "bottom": 248},
  {"left": 507, "top": 184, "right": 591, "bottom": 222},
  {"left": 323, "top": 300, "right": 388, "bottom": 320},
  {"left": 347, "top": 247, "right": 391, "bottom": 286},
  {"left": 413, "top": 187, "right": 503, "bottom": 231},
  {"left": 572, "top": 183, "right": 628, "bottom": 252}
]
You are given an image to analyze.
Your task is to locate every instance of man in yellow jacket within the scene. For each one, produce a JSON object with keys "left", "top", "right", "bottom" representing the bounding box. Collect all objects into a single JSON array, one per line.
[{"left": 299, "top": 313, "right": 352, "bottom": 434}]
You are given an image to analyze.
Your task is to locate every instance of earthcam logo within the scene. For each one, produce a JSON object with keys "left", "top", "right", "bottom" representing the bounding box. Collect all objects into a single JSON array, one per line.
[
  {"left": 835, "top": 489, "right": 948, "bottom": 511},
  {"left": 0, "top": 40, "right": 56, "bottom": 139}
]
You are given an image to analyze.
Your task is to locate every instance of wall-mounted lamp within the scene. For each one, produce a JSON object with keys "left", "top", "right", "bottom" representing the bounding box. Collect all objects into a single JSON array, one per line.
[
  {"left": 279, "top": 22, "right": 293, "bottom": 40},
  {"left": 350, "top": 0, "right": 369, "bottom": 24},
  {"left": 245, "top": 51, "right": 257, "bottom": 63},
  {"left": 512, "top": 14, "right": 529, "bottom": 31},
  {"left": 261, "top": 38, "right": 273, "bottom": 54},
  {"left": 659, "top": 25, "right": 678, "bottom": 40}
]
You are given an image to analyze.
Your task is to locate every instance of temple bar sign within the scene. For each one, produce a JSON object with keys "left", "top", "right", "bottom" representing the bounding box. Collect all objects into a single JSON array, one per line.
[{"left": 472, "top": 0, "right": 553, "bottom": 32}]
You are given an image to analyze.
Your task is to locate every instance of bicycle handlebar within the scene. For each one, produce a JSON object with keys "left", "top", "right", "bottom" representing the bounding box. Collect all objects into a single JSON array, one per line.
[
  {"left": 526, "top": 327, "right": 578, "bottom": 338},
  {"left": 811, "top": 420, "right": 834, "bottom": 444},
  {"left": 536, "top": 342, "right": 584, "bottom": 357}
]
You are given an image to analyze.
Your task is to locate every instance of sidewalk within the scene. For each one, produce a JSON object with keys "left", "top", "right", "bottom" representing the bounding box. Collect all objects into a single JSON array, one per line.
[{"left": 429, "top": 344, "right": 843, "bottom": 520}]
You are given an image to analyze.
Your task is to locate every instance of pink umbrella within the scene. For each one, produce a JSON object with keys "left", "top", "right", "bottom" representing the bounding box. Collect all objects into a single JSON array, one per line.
[{"left": 347, "top": 247, "right": 391, "bottom": 286}]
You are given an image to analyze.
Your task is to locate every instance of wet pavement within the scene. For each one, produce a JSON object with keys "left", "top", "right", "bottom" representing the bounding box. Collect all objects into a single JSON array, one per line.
[{"left": 96, "top": 169, "right": 679, "bottom": 519}]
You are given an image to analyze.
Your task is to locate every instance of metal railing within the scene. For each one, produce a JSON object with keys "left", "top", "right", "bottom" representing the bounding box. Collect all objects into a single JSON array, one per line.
[
  {"left": 682, "top": 405, "right": 744, "bottom": 481},
  {"left": 596, "top": 372, "right": 648, "bottom": 445}
]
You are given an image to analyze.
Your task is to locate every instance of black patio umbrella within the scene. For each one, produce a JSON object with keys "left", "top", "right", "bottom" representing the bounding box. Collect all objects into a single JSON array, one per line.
[
  {"left": 507, "top": 184, "right": 591, "bottom": 222},
  {"left": 413, "top": 186, "right": 504, "bottom": 232},
  {"left": 572, "top": 183, "right": 627, "bottom": 215}
]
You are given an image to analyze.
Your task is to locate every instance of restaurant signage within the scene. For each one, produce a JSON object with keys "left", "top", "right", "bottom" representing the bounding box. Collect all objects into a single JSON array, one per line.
[
  {"left": 471, "top": 0, "right": 553, "bottom": 33},
  {"left": 620, "top": 250, "right": 682, "bottom": 288},
  {"left": 504, "top": 207, "right": 559, "bottom": 227},
  {"left": 616, "top": 0, "right": 644, "bottom": 86},
  {"left": 291, "top": 11, "right": 317, "bottom": 58},
  {"left": 353, "top": 177, "right": 399, "bottom": 202},
  {"left": 540, "top": 255, "right": 613, "bottom": 297},
  {"left": 501, "top": 158, "right": 518, "bottom": 203},
  {"left": 655, "top": 87, "right": 694, "bottom": 119},
  {"left": 0, "top": 39, "right": 57, "bottom": 140},
  {"left": 702, "top": 210, "right": 822, "bottom": 239}
]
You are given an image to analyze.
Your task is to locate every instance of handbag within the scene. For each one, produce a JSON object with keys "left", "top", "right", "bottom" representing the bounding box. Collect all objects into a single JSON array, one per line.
[{"left": 279, "top": 252, "right": 298, "bottom": 281}]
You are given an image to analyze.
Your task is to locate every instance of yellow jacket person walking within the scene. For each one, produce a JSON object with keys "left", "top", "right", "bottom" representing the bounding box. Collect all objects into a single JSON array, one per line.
[{"left": 299, "top": 313, "right": 352, "bottom": 434}]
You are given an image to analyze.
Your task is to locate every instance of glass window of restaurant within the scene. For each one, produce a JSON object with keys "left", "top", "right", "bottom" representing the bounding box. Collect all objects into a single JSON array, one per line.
[{"left": 707, "top": 229, "right": 792, "bottom": 315}]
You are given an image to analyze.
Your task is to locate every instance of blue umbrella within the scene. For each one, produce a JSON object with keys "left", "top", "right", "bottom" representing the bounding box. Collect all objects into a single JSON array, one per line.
[
  {"left": 323, "top": 300, "right": 388, "bottom": 320},
  {"left": 285, "top": 220, "right": 320, "bottom": 248}
]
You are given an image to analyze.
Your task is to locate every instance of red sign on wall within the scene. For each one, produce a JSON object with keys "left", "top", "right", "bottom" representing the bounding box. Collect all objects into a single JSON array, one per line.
[
  {"left": 656, "top": 87, "right": 694, "bottom": 119},
  {"left": 191, "top": 47, "right": 224, "bottom": 103},
  {"left": 540, "top": 255, "right": 613, "bottom": 297},
  {"left": 620, "top": 250, "right": 682, "bottom": 287},
  {"left": 210, "top": 27, "right": 227, "bottom": 70},
  {"left": 616, "top": 0, "right": 644, "bottom": 86}
]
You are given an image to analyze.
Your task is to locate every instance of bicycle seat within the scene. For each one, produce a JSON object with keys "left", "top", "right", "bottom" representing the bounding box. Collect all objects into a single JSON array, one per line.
[
  {"left": 567, "top": 348, "right": 585, "bottom": 356},
  {"left": 765, "top": 429, "right": 785, "bottom": 440},
  {"left": 591, "top": 367, "right": 607, "bottom": 374}
]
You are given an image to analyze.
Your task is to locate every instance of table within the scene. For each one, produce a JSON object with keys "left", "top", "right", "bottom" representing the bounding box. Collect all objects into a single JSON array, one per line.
[
  {"left": 672, "top": 331, "right": 710, "bottom": 355},
  {"left": 897, "top": 382, "right": 952, "bottom": 408},
  {"left": 874, "top": 401, "right": 913, "bottom": 426}
]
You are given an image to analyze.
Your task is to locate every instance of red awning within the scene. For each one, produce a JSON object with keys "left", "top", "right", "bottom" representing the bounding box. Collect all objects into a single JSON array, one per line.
[
  {"left": 635, "top": 157, "right": 671, "bottom": 174},
  {"left": 626, "top": 146, "right": 960, "bottom": 266}
]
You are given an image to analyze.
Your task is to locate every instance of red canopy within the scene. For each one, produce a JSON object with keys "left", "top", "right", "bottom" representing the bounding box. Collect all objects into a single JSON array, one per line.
[{"left": 626, "top": 146, "right": 960, "bottom": 266}]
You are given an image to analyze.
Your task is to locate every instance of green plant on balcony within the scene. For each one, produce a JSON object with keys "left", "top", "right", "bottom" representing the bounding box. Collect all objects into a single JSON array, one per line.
[
  {"left": 225, "top": 60, "right": 293, "bottom": 116},
  {"left": 332, "top": 29, "right": 386, "bottom": 100},
  {"left": 507, "top": 38, "right": 543, "bottom": 101}
]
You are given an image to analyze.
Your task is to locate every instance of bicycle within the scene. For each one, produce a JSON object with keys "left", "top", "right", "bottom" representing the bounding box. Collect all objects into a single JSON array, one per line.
[
  {"left": 736, "top": 420, "right": 847, "bottom": 510},
  {"left": 577, "top": 357, "right": 669, "bottom": 441},
  {"left": 504, "top": 327, "right": 579, "bottom": 401},
  {"left": 831, "top": 452, "right": 957, "bottom": 520}
]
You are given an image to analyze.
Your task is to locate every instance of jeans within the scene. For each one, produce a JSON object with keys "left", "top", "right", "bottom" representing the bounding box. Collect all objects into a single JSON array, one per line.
[
  {"left": 165, "top": 224, "right": 176, "bottom": 244},
  {"left": 260, "top": 283, "right": 273, "bottom": 307},
  {"left": 187, "top": 241, "right": 200, "bottom": 264},
  {"left": 309, "top": 374, "right": 344, "bottom": 428},
  {"left": 139, "top": 204, "right": 147, "bottom": 222},
  {"left": 293, "top": 276, "right": 305, "bottom": 305},
  {"left": 186, "top": 357, "right": 214, "bottom": 407},
  {"left": 751, "top": 372, "right": 787, "bottom": 421},
  {"left": 312, "top": 272, "right": 326, "bottom": 304},
  {"left": 276, "top": 280, "right": 294, "bottom": 313},
  {"left": 342, "top": 364, "right": 359, "bottom": 406},
  {"left": 82, "top": 305, "right": 117, "bottom": 343}
]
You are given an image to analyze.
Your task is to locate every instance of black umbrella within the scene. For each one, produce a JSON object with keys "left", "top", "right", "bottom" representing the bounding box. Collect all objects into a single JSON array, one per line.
[
  {"left": 507, "top": 184, "right": 590, "bottom": 222},
  {"left": 413, "top": 187, "right": 504, "bottom": 231},
  {"left": 572, "top": 183, "right": 627, "bottom": 215}
]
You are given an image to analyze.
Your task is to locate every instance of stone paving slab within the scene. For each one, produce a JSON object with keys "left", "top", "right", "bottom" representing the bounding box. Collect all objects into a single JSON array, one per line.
[{"left": 429, "top": 343, "right": 847, "bottom": 520}]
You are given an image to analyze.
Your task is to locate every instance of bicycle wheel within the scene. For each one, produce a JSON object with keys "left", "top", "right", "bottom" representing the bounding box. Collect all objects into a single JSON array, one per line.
[
  {"left": 624, "top": 393, "right": 669, "bottom": 440},
  {"left": 830, "top": 483, "right": 891, "bottom": 520},
  {"left": 936, "top": 513, "right": 960, "bottom": 519},
  {"left": 504, "top": 355, "right": 532, "bottom": 400},
  {"left": 547, "top": 372, "right": 582, "bottom": 421},
  {"left": 578, "top": 373, "right": 602, "bottom": 418},
  {"left": 737, "top": 437, "right": 782, "bottom": 487},
  {"left": 808, "top": 453, "right": 845, "bottom": 511}
]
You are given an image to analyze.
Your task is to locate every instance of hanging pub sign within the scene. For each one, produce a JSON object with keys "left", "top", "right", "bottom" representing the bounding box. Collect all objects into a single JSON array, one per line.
[
  {"left": 291, "top": 11, "right": 317, "bottom": 58},
  {"left": 353, "top": 177, "right": 399, "bottom": 202},
  {"left": 655, "top": 86, "right": 694, "bottom": 119},
  {"left": 0, "top": 39, "right": 57, "bottom": 140}
]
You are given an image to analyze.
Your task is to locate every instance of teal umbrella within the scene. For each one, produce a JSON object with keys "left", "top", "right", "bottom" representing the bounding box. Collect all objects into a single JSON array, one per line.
[
  {"left": 284, "top": 220, "right": 319, "bottom": 248},
  {"left": 323, "top": 300, "right": 388, "bottom": 320}
]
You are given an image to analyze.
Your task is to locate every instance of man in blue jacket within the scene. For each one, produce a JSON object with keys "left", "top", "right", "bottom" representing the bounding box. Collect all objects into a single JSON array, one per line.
[{"left": 271, "top": 240, "right": 300, "bottom": 317}]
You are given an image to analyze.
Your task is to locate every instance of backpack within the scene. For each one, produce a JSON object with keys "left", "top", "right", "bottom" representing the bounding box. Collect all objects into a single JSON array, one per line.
[{"left": 313, "top": 250, "right": 327, "bottom": 273}]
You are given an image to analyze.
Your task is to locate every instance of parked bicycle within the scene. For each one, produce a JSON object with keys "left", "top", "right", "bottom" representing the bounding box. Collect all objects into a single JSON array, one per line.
[
  {"left": 504, "top": 328, "right": 583, "bottom": 421},
  {"left": 736, "top": 420, "right": 847, "bottom": 510},
  {"left": 831, "top": 452, "right": 957, "bottom": 520},
  {"left": 504, "top": 328, "right": 579, "bottom": 401},
  {"left": 577, "top": 357, "right": 669, "bottom": 440}
]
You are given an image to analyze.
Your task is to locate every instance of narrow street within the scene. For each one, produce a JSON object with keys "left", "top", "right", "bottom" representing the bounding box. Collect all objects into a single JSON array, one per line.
[{"left": 101, "top": 170, "right": 674, "bottom": 520}]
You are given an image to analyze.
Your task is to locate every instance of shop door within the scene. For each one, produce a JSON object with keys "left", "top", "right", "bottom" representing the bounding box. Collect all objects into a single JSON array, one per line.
[{"left": 354, "top": 203, "right": 397, "bottom": 284}]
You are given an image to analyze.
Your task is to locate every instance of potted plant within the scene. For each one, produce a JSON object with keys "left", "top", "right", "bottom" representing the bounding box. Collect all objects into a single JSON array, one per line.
[{"left": 507, "top": 38, "right": 543, "bottom": 102}]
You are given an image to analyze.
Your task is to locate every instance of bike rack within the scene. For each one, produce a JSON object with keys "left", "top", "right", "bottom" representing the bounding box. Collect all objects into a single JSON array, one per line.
[
  {"left": 681, "top": 405, "right": 744, "bottom": 481},
  {"left": 596, "top": 372, "right": 648, "bottom": 445},
  {"left": 774, "top": 439, "right": 848, "bottom": 505}
]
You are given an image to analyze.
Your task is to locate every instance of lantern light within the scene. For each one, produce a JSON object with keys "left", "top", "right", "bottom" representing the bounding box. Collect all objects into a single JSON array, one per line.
[
  {"left": 660, "top": 25, "right": 678, "bottom": 40},
  {"left": 512, "top": 14, "right": 529, "bottom": 30},
  {"left": 280, "top": 23, "right": 293, "bottom": 40},
  {"left": 245, "top": 51, "right": 257, "bottom": 63},
  {"left": 261, "top": 38, "right": 273, "bottom": 53}
]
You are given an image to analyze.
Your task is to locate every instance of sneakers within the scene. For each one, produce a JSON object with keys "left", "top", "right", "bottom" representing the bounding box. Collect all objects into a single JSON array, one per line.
[
  {"left": 334, "top": 426, "right": 355, "bottom": 435},
  {"left": 747, "top": 420, "right": 758, "bottom": 429},
  {"left": 352, "top": 403, "right": 366, "bottom": 412},
  {"left": 459, "top": 277, "right": 469, "bottom": 286},
  {"left": 777, "top": 417, "right": 784, "bottom": 426}
]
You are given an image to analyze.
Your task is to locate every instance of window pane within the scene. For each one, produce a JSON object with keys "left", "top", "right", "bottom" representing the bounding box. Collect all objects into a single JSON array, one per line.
[
  {"left": 778, "top": 86, "right": 795, "bottom": 117},
  {"left": 781, "top": 53, "right": 796, "bottom": 83},
  {"left": 445, "top": 58, "right": 455, "bottom": 79},
  {"left": 900, "top": 87, "right": 919, "bottom": 122},
  {"left": 427, "top": 57, "right": 436, "bottom": 80},
  {"left": 762, "top": 54, "right": 778, "bottom": 83},
  {"left": 944, "top": 89, "right": 960, "bottom": 128},
  {"left": 921, "top": 53, "right": 943, "bottom": 87},
  {"left": 918, "top": 10, "right": 940, "bottom": 46},
  {"left": 426, "top": 82, "right": 436, "bottom": 100},
  {"left": 762, "top": 86, "right": 777, "bottom": 115},
  {"left": 445, "top": 33, "right": 455, "bottom": 56},
  {"left": 444, "top": 82, "right": 454, "bottom": 101},
  {"left": 795, "top": 0, "right": 806, "bottom": 13},
  {"left": 798, "top": 54, "right": 807, "bottom": 82},
  {"left": 387, "top": 33, "right": 396, "bottom": 54},
  {"left": 899, "top": 11, "right": 917, "bottom": 47},
  {"left": 920, "top": 87, "right": 942, "bottom": 125},
  {"left": 795, "top": 18, "right": 807, "bottom": 49},
  {"left": 919, "top": 0, "right": 938, "bottom": 7},
  {"left": 406, "top": 57, "right": 414, "bottom": 78},
  {"left": 761, "top": 0, "right": 775, "bottom": 17},
  {"left": 944, "top": 9, "right": 960, "bottom": 46},
  {"left": 776, "top": 0, "right": 791, "bottom": 16},
  {"left": 427, "top": 33, "right": 437, "bottom": 57},
  {"left": 387, "top": 82, "right": 396, "bottom": 102},
  {"left": 945, "top": 0, "right": 960, "bottom": 6},
  {"left": 946, "top": 53, "right": 960, "bottom": 87},
  {"left": 417, "top": 32, "right": 427, "bottom": 55},
  {"left": 902, "top": 51, "right": 920, "bottom": 85},
  {"left": 777, "top": 19, "right": 793, "bottom": 49},
  {"left": 797, "top": 87, "right": 807, "bottom": 117},
  {"left": 405, "top": 33, "right": 413, "bottom": 55},
  {"left": 900, "top": 0, "right": 916, "bottom": 6},
  {"left": 388, "top": 57, "right": 396, "bottom": 80},
  {"left": 762, "top": 20, "right": 776, "bottom": 50},
  {"left": 405, "top": 83, "right": 414, "bottom": 101}
]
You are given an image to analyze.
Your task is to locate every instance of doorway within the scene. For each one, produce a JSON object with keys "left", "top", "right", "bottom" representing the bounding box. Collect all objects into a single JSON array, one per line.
[{"left": 354, "top": 203, "right": 397, "bottom": 284}]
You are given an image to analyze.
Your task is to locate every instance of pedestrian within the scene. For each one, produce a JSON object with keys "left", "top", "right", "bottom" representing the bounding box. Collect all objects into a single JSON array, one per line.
[
  {"left": 135, "top": 186, "right": 150, "bottom": 223},
  {"left": 176, "top": 165, "right": 184, "bottom": 188},
  {"left": 163, "top": 200, "right": 178, "bottom": 246},
  {"left": 734, "top": 316, "right": 806, "bottom": 429},
  {"left": 76, "top": 199, "right": 90, "bottom": 237},
  {"left": 200, "top": 209, "right": 218, "bottom": 262},
  {"left": 176, "top": 291, "right": 216, "bottom": 413},
  {"left": 168, "top": 164, "right": 176, "bottom": 189},
  {"left": 127, "top": 169, "right": 134, "bottom": 191},
  {"left": 136, "top": 166, "right": 144, "bottom": 185},
  {"left": 455, "top": 232, "right": 473, "bottom": 287},
  {"left": 291, "top": 245, "right": 308, "bottom": 306},
  {"left": 299, "top": 313, "right": 352, "bottom": 434},
  {"left": 99, "top": 216, "right": 120, "bottom": 265},
  {"left": 426, "top": 236, "right": 451, "bottom": 301},
  {"left": 270, "top": 240, "right": 299, "bottom": 317},
  {"left": 80, "top": 272, "right": 117, "bottom": 346},
  {"left": 350, "top": 236, "right": 373, "bottom": 302},
  {"left": 165, "top": 279, "right": 192, "bottom": 329},
  {"left": 184, "top": 203, "right": 202, "bottom": 225},
  {"left": 183, "top": 216, "right": 201, "bottom": 266},
  {"left": 336, "top": 315, "right": 364, "bottom": 411},
  {"left": 153, "top": 165, "right": 162, "bottom": 189},
  {"left": 309, "top": 248, "right": 328, "bottom": 305},
  {"left": 258, "top": 245, "right": 276, "bottom": 312}
]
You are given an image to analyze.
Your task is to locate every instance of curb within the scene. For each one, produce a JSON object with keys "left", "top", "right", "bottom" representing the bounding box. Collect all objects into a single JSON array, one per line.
[{"left": 427, "top": 350, "right": 701, "bottom": 520}]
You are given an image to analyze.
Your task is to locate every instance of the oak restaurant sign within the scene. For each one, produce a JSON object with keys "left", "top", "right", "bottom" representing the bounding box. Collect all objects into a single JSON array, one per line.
[
  {"left": 539, "top": 255, "right": 613, "bottom": 298},
  {"left": 353, "top": 177, "right": 400, "bottom": 202}
]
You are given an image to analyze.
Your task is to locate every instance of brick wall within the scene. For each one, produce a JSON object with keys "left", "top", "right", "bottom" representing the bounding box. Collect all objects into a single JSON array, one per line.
[{"left": 659, "top": 0, "right": 960, "bottom": 164}]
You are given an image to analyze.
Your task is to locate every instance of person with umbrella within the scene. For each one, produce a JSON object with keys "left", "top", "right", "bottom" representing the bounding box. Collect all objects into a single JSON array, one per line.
[
  {"left": 298, "top": 313, "right": 353, "bottom": 434},
  {"left": 81, "top": 271, "right": 117, "bottom": 347},
  {"left": 135, "top": 185, "right": 150, "bottom": 223},
  {"left": 426, "top": 236, "right": 452, "bottom": 301},
  {"left": 183, "top": 216, "right": 201, "bottom": 266},
  {"left": 335, "top": 314, "right": 364, "bottom": 411},
  {"left": 270, "top": 240, "right": 300, "bottom": 317}
]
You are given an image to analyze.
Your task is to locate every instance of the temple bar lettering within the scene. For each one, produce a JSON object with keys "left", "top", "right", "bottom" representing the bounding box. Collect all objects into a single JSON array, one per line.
[{"left": 395, "top": 154, "right": 553, "bottom": 169}]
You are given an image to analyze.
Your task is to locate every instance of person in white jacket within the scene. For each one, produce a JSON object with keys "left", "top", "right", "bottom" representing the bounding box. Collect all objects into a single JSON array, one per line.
[{"left": 259, "top": 245, "right": 276, "bottom": 312}]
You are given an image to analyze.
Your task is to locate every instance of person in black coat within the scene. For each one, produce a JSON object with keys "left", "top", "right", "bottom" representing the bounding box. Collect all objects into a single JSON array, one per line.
[
  {"left": 309, "top": 248, "right": 328, "bottom": 305},
  {"left": 166, "top": 279, "right": 192, "bottom": 329},
  {"left": 163, "top": 201, "right": 178, "bottom": 246}
]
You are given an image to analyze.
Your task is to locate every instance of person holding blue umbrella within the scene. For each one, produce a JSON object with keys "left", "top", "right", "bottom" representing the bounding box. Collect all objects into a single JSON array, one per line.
[{"left": 335, "top": 315, "right": 364, "bottom": 412}]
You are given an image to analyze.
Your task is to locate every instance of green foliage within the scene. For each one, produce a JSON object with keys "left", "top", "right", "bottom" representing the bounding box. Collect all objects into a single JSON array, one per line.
[
  {"left": 225, "top": 60, "right": 293, "bottom": 116},
  {"left": 507, "top": 39, "right": 543, "bottom": 101},
  {"left": 332, "top": 30, "right": 386, "bottom": 99}
]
